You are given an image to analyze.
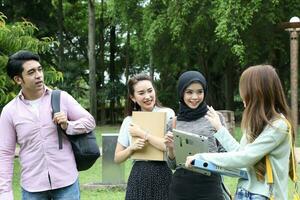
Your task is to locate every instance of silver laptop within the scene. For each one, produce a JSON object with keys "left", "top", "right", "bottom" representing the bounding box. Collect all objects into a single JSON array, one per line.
[{"left": 173, "top": 129, "right": 210, "bottom": 175}]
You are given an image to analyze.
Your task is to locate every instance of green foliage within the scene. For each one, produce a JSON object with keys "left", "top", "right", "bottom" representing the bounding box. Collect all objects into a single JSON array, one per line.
[
  {"left": 64, "top": 1, "right": 88, "bottom": 35},
  {"left": 0, "top": 13, "right": 61, "bottom": 106},
  {"left": 211, "top": 0, "right": 264, "bottom": 63},
  {"left": 142, "top": 1, "right": 236, "bottom": 109},
  {"left": 2, "top": 0, "right": 299, "bottom": 117},
  {"left": 101, "top": 80, "right": 126, "bottom": 103}
]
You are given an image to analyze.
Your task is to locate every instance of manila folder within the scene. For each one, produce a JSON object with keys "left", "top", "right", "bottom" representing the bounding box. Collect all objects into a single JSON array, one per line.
[{"left": 131, "top": 111, "right": 166, "bottom": 161}]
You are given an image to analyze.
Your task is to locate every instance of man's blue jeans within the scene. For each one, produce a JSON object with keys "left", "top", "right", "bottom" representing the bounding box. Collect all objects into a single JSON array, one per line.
[{"left": 22, "top": 179, "right": 80, "bottom": 200}]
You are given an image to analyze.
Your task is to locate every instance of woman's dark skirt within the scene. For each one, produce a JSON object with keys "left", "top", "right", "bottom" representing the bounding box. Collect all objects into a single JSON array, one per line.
[
  {"left": 125, "top": 161, "right": 172, "bottom": 200},
  {"left": 169, "top": 168, "right": 224, "bottom": 200}
]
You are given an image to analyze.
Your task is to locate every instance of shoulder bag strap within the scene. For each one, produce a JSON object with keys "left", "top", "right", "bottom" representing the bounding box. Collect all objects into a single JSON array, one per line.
[
  {"left": 266, "top": 118, "right": 298, "bottom": 199},
  {"left": 284, "top": 119, "right": 300, "bottom": 200},
  {"left": 280, "top": 118, "right": 297, "bottom": 181},
  {"left": 266, "top": 155, "right": 275, "bottom": 200},
  {"left": 51, "top": 90, "right": 63, "bottom": 149}
]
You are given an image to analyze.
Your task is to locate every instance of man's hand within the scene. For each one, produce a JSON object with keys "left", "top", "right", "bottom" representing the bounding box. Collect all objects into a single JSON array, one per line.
[{"left": 53, "top": 112, "right": 68, "bottom": 130}]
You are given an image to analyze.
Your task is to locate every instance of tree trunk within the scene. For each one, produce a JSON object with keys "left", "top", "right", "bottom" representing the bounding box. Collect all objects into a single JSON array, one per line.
[
  {"left": 98, "top": 0, "right": 106, "bottom": 124},
  {"left": 224, "top": 63, "right": 234, "bottom": 110},
  {"left": 109, "top": 25, "right": 116, "bottom": 124},
  {"left": 57, "top": 0, "right": 64, "bottom": 70},
  {"left": 125, "top": 30, "right": 130, "bottom": 84},
  {"left": 124, "top": 30, "right": 131, "bottom": 115},
  {"left": 150, "top": 48, "right": 154, "bottom": 80},
  {"left": 88, "top": 0, "right": 97, "bottom": 123}
]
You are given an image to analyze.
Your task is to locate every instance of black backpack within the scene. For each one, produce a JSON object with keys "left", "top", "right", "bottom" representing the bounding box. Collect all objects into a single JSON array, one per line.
[{"left": 51, "top": 90, "right": 101, "bottom": 171}]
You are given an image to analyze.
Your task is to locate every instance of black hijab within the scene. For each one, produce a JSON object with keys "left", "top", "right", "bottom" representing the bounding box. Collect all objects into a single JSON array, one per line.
[{"left": 177, "top": 71, "right": 208, "bottom": 121}]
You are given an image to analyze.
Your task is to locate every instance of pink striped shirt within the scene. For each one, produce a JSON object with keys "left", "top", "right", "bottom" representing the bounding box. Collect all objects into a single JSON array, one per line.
[{"left": 0, "top": 87, "right": 96, "bottom": 199}]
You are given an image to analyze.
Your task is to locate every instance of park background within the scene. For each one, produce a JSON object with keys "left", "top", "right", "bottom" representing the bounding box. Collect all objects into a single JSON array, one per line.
[{"left": 0, "top": 0, "right": 300, "bottom": 199}]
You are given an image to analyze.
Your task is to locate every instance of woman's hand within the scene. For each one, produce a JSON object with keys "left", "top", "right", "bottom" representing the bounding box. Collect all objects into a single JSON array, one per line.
[
  {"left": 164, "top": 131, "right": 174, "bottom": 149},
  {"left": 205, "top": 106, "right": 222, "bottom": 131},
  {"left": 185, "top": 155, "right": 197, "bottom": 168},
  {"left": 165, "top": 131, "right": 175, "bottom": 159},
  {"left": 129, "top": 123, "right": 145, "bottom": 138},
  {"left": 129, "top": 138, "right": 147, "bottom": 151}
]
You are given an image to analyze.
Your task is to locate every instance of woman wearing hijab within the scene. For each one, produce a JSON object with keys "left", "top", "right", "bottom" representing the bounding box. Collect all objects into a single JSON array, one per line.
[{"left": 165, "top": 71, "right": 226, "bottom": 200}]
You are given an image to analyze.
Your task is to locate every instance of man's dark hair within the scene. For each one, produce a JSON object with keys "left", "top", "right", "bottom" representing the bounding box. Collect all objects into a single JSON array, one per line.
[{"left": 6, "top": 50, "right": 40, "bottom": 79}]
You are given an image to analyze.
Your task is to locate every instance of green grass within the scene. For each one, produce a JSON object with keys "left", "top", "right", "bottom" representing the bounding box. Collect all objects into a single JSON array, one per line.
[{"left": 12, "top": 125, "right": 300, "bottom": 199}]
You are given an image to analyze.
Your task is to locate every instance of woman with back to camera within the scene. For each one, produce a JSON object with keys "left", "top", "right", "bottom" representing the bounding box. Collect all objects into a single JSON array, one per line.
[
  {"left": 186, "top": 65, "right": 294, "bottom": 200},
  {"left": 165, "top": 70, "right": 227, "bottom": 200},
  {"left": 114, "top": 73, "right": 175, "bottom": 200}
]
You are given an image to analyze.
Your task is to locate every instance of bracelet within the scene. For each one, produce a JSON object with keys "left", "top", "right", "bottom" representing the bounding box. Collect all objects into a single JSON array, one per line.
[{"left": 144, "top": 131, "right": 149, "bottom": 141}]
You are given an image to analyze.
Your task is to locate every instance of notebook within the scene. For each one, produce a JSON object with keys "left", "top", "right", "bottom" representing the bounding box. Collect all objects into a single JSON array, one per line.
[
  {"left": 173, "top": 129, "right": 210, "bottom": 175},
  {"left": 131, "top": 111, "right": 166, "bottom": 161}
]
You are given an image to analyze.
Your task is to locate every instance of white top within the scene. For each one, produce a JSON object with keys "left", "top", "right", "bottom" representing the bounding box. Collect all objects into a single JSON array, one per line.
[
  {"left": 27, "top": 97, "right": 42, "bottom": 117},
  {"left": 117, "top": 106, "right": 175, "bottom": 148},
  {"left": 196, "top": 118, "right": 290, "bottom": 200}
]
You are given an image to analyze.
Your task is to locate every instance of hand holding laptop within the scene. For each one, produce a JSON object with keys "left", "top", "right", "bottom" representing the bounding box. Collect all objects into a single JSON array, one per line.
[
  {"left": 165, "top": 131, "right": 175, "bottom": 160},
  {"left": 185, "top": 154, "right": 248, "bottom": 179},
  {"left": 185, "top": 155, "right": 197, "bottom": 168},
  {"left": 164, "top": 131, "right": 174, "bottom": 149}
]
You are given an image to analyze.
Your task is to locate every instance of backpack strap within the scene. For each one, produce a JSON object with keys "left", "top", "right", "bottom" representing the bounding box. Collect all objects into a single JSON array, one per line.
[{"left": 51, "top": 90, "right": 63, "bottom": 150}]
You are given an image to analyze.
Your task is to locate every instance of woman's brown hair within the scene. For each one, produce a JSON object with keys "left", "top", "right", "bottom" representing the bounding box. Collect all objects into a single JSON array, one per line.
[
  {"left": 239, "top": 65, "right": 294, "bottom": 181},
  {"left": 125, "top": 73, "right": 161, "bottom": 116}
]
